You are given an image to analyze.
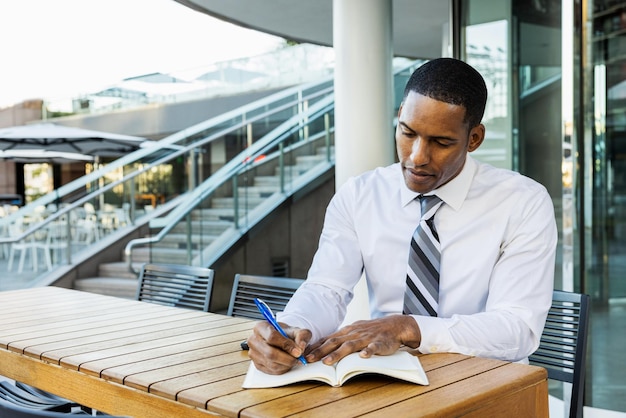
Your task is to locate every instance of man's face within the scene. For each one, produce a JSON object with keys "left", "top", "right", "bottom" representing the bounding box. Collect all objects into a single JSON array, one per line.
[{"left": 396, "top": 91, "right": 485, "bottom": 194}]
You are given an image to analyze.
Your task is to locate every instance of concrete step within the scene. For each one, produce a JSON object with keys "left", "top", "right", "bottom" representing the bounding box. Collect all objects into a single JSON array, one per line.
[
  {"left": 235, "top": 185, "right": 279, "bottom": 198},
  {"left": 296, "top": 154, "right": 326, "bottom": 166},
  {"left": 147, "top": 248, "right": 190, "bottom": 265},
  {"left": 254, "top": 176, "right": 280, "bottom": 187},
  {"left": 275, "top": 156, "right": 325, "bottom": 175},
  {"left": 211, "top": 196, "right": 265, "bottom": 209},
  {"left": 98, "top": 261, "right": 142, "bottom": 280},
  {"left": 130, "top": 247, "right": 151, "bottom": 263},
  {"left": 185, "top": 208, "right": 250, "bottom": 222},
  {"left": 158, "top": 233, "right": 218, "bottom": 249},
  {"left": 170, "top": 220, "right": 233, "bottom": 235},
  {"left": 316, "top": 145, "right": 334, "bottom": 155}
]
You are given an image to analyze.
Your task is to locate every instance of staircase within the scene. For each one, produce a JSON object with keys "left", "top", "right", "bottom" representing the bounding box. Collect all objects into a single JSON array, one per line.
[
  {"left": 73, "top": 247, "right": 148, "bottom": 299},
  {"left": 72, "top": 148, "right": 331, "bottom": 298}
]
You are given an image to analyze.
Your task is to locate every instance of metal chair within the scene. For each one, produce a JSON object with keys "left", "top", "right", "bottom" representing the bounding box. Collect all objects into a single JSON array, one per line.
[
  {"left": 0, "top": 395, "right": 130, "bottom": 417},
  {"left": 227, "top": 274, "right": 305, "bottom": 319},
  {"left": 0, "top": 381, "right": 77, "bottom": 413},
  {"left": 529, "top": 290, "right": 590, "bottom": 418},
  {"left": 14, "top": 382, "right": 74, "bottom": 407},
  {"left": 7, "top": 218, "right": 52, "bottom": 273},
  {"left": 135, "top": 263, "right": 214, "bottom": 312}
]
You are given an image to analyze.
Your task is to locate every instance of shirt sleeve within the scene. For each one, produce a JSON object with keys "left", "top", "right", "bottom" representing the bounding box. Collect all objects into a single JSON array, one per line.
[
  {"left": 277, "top": 180, "right": 364, "bottom": 343},
  {"left": 416, "top": 188, "right": 558, "bottom": 362},
  {"left": 277, "top": 282, "right": 353, "bottom": 344}
]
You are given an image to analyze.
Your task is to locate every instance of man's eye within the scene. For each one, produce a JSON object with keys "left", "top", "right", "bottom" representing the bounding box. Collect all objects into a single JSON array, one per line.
[{"left": 435, "top": 139, "right": 453, "bottom": 147}]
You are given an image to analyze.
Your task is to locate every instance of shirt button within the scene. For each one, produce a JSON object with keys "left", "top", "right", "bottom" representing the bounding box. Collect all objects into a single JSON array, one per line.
[{"left": 429, "top": 346, "right": 439, "bottom": 352}]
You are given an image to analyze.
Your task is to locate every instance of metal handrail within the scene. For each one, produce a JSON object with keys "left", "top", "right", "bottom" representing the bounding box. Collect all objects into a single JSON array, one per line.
[
  {"left": 0, "top": 76, "right": 334, "bottom": 283},
  {"left": 124, "top": 94, "right": 335, "bottom": 271},
  {"left": 122, "top": 59, "right": 424, "bottom": 273},
  {"left": 0, "top": 76, "right": 334, "bottom": 229}
]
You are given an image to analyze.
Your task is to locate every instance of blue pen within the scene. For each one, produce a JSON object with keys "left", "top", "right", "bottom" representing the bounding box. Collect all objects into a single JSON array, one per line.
[{"left": 254, "top": 298, "right": 307, "bottom": 365}]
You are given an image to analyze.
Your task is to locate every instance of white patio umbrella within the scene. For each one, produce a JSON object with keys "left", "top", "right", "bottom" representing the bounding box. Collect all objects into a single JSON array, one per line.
[
  {"left": 0, "top": 149, "right": 94, "bottom": 164},
  {"left": 0, "top": 122, "right": 147, "bottom": 157}
]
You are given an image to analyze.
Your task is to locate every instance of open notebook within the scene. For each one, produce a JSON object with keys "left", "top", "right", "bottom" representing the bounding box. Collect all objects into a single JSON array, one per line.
[{"left": 242, "top": 350, "right": 429, "bottom": 388}]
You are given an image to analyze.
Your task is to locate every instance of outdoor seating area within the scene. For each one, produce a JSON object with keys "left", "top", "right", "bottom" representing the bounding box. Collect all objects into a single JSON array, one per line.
[{"left": 0, "top": 202, "right": 132, "bottom": 278}]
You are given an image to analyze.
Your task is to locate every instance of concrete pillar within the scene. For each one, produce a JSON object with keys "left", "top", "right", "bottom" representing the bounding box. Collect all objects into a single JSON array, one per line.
[
  {"left": 333, "top": 0, "right": 394, "bottom": 324},
  {"left": 333, "top": 0, "right": 394, "bottom": 186}
]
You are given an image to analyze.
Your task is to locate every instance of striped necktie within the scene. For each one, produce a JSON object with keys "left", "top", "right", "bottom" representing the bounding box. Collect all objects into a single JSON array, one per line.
[{"left": 403, "top": 195, "right": 444, "bottom": 316}]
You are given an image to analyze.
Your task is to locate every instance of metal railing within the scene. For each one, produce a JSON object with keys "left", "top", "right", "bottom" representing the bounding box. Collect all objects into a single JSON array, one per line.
[
  {"left": 123, "top": 59, "right": 424, "bottom": 272},
  {"left": 0, "top": 76, "right": 334, "bottom": 289},
  {"left": 124, "top": 95, "right": 336, "bottom": 271}
]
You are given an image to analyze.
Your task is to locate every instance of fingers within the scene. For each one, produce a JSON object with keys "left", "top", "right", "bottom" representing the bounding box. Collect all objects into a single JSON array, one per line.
[
  {"left": 293, "top": 328, "right": 312, "bottom": 354},
  {"left": 247, "top": 322, "right": 311, "bottom": 375},
  {"left": 306, "top": 316, "right": 415, "bottom": 364},
  {"left": 359, "top": 341, "right": 397, "bottom": 358},
  {"left": 246, "top": 316, "right": 419, "bottom": 374},
  {"left": 307, "top": 330, "right": 367, "bottom": 365}
]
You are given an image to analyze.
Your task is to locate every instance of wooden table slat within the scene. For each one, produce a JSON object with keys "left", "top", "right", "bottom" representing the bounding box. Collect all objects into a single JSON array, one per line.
[
  {"left": 42, "top": 316, "right": 221, "bottom": 363},
  {"left": 124, "top": 350, "right": 250, "bottom": 392},
  {"left": 79, "top": 328, "right": 251, "bottom": 376},
  {"left": 57, "top": 318, "right": 252, "bottom": 368},
  {"left": 1, "top": 306, "right": 195, "bottom": 345},
  {"left": 6, "top": 310, "right": 204, "bottom": 354},
  {"left": 357, "top": 363, "right": 548, "bottom": 418},
  {"left": 0, "top": 294, "right": 147, "bottom": 329},
  {"left": 236, "top": 356, "right": 507, "bottom": 418},
  {"left": 98, "top": 331, "right": 252, "bottom": 383},
  {"left": 177, "top": 375, "right": 251, "bottom": 409},
  {"left": 149, "top": 358, "right": 252, "bottom": 399}
]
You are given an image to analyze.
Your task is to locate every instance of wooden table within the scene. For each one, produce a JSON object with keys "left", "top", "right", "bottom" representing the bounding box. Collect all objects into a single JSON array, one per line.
[{"left": 0, "top": 287, "right": 549, "bottom": 417}]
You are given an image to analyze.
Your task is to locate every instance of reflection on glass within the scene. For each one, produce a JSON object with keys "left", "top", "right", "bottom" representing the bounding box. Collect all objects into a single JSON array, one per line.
[{"left": 466, "top": 20, "right": 510, "bottom": 169}]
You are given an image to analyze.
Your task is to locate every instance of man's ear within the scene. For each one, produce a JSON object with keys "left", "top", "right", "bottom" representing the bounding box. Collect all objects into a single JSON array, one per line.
[{"left": 468, "top": 124, "right": 485, "bottom": 152}]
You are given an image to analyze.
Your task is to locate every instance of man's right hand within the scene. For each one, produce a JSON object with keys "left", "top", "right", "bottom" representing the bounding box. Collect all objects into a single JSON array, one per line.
[{"left": 246, "top": 321, "right": 312, "bottom": 374}]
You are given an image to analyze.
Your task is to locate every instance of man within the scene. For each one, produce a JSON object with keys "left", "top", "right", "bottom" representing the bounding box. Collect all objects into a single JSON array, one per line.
[{"left": 247, "top": 58, "right": 557, "bottom": 375}]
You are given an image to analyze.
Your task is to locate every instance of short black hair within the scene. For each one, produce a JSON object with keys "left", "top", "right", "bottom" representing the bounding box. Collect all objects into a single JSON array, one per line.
[{"left": 403, "top": 58, "right": 487, "bottom": 128}]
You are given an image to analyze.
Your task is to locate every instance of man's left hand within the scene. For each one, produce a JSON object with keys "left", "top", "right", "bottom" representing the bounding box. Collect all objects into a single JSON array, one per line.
[{"left": 304, "top": 314, "right": 422, "bottom": 365}]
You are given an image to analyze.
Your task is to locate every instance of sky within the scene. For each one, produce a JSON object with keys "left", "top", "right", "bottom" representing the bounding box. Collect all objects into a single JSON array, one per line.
[{"left": 0, "top": 0, "right": 286, "bottom": 108}]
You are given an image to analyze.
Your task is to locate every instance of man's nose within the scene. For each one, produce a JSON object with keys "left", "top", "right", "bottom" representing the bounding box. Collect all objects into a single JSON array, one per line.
[{"left": 410, "top": 138, "right": 430, "bottom": 165}]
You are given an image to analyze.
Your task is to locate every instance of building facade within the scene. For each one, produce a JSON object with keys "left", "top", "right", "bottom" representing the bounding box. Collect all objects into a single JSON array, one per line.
[{"left": 461, "top": 0, "right": 625, "bottom": 410}]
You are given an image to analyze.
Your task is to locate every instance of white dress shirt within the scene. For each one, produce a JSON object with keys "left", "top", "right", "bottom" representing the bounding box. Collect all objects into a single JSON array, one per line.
[{"left": 277, "top": 155, "right": 557, "bottom": 362}]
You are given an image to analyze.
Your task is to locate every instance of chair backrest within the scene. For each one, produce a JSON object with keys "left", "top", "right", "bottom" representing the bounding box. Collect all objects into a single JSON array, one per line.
[
  {"left": 0, "top": 396, "right": 131, "bottom": 417},
  {"left": 135, "top": 263, "right": 214, "bottom": 312},
  {"left": 529, "top": 289, "right": 590, "bottom": 418},
  {"left": 227, "top": 274, "right": 305, "bottom": 319},
  {"left": 0, "top": 380, "right": 74, "bottom": 413}
]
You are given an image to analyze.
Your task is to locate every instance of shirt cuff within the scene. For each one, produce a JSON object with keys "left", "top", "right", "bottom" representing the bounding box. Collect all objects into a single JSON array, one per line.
[{"left": 413, "top": 315, "right": 458, "bottom": 354}]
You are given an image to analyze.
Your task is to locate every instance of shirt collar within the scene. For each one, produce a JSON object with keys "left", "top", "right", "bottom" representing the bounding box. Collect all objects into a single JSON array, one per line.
[{"left": 400, "top": 154, "right": 476, "bottom": 211}]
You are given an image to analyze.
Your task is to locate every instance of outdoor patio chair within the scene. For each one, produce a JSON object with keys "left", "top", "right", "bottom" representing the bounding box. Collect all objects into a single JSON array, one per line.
[
  {"left": 79, "top": 203, "right": 101, "bottom": 242},
  {"left": 0, "top": 380, "right": 77, "bottom": 413},
  {"left": 227, "top": 274, "right": 305, "bottom": 319},
  {"left": 14, "top": 382, "right": 74, "bottom": 407},
  {"left": 45, "top": 221, "right": 70, "bottom": 266},
  {"left": 0, "top": 395, "right": 130, "bottom": 417},
  {"left": 135, "top": 263, "right": 214, "bottom": 312},
  {"left": 529, "top": 290, "right": 590, "bottom": 418},
  {"left": 7, "top": 217, "right": 51, "bottom": 273}
]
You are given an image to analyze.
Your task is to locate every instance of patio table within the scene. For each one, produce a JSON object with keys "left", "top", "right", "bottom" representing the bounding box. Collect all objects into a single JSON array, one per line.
[{"left": 0, "top": 286, "right": 548, "bottom": 417}]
